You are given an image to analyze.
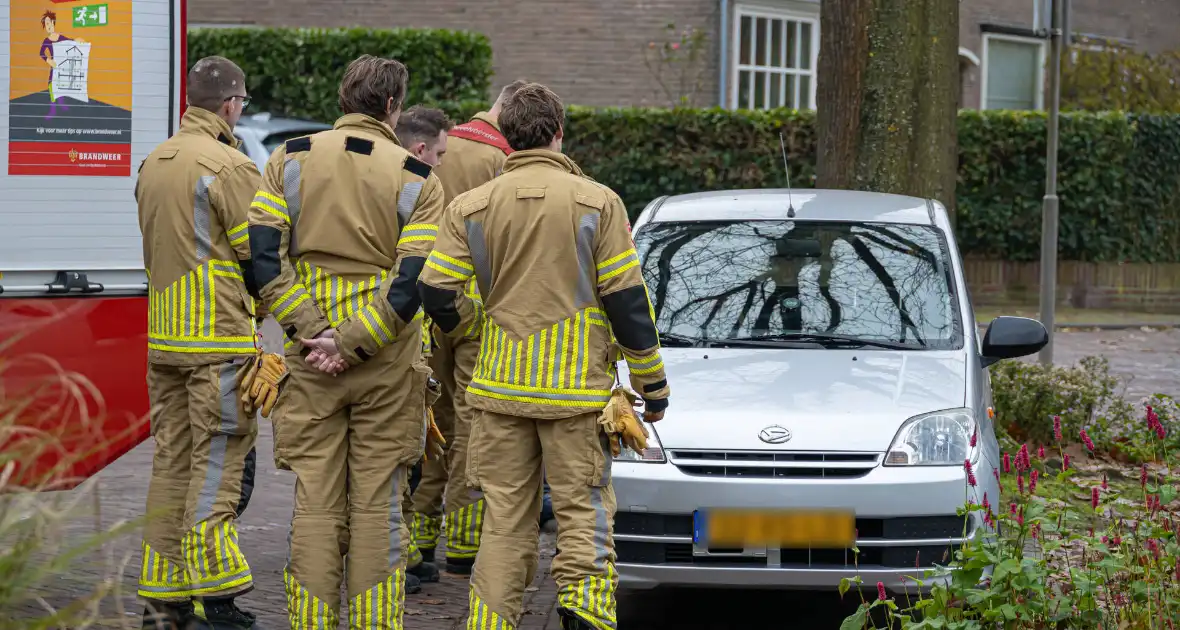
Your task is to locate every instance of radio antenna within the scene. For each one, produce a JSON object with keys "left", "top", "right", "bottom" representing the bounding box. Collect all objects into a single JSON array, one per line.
[{"left": 779, "top": 132, "right": 797, "bottom": 218}]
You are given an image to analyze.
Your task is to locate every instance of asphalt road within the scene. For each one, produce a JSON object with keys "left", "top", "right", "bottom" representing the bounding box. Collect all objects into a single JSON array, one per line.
[{"left": 12, "top": 327, "right": 1180, "bottom": 629}]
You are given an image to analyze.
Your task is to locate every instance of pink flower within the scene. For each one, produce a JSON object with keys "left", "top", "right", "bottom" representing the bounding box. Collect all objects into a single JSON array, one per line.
[
  {"left": 993, "top": 468, "right": 1000, "bottom": 483},
  {"left": 877, "top": 581, "right": 886, "bottom": 601},
  {"left": 670, "top": 42, "right": 680, "bottom": 50},
  {"left": 982, "top": 492, "right": 990, "bottom": 511},
  {"left": 970, "top": 429, "right": 978, "bottom": 448},
  {"left": 1102, "top": 535, "right": 1110, "bottom": 544},
  {"left": 1092, "top": 487, "right": 1100, "bottom": 509},
  {"left": 1017, "top": 444, "right": 1030, "bottom": 471},
  {"left": 1002, "top": 452, "right": 1011, "bottom": 473},
  {"left": 1018, "top": 473, "right": 1025, "bottom": 494},
  {"left": 1053, "top": 415, "right": 1063, "bottom": 442},
  {"left": 1174, "top": 558, "right": 1180, "bottom": 581},
  {"left": 1147, "top": 404, "right": 1158, "bottom": 430},
  {"left": 1030, "top": 469, "right": 1039, "bottom": 494},
  {"left": 1142, "top": 464, "right": 1149, "bottom": 488},
  {"left": 1157, "top": 423, "right": 1166, "bottom": 440},
  {"left": 1016, "top": 511, "right": 1024, "bottom": 527},
  {"left": 1037, "top": 445, "right": 1045, "bottom": 459},
  {"left": 1080, "top": 429, "right": 1095, "bottom": 452},
  {"left": 1112, "top": 536, "right": 1122, "bottom": 546},
  {"left": 964, "top": 459, "right": 977, "bottom": 487},
  {"left": 1102, "top": 473, "right": 1108, "bottom": 490},
  {"left": 1010, "top": 502, "right": 1018, "bottom": 515},
  {"left": 1063, "top": 454, "right": 1071, "bottom": 470}
]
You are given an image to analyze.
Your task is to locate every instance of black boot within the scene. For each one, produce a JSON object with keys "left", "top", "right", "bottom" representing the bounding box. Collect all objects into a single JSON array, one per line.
[
  {"left": 445, "top": 555, "right": 474, "bottom": 576},
  {"left": 407, "top": 560, "right": 440, "bottom": 583},
  {"left": 557, "top": 608, "right": 596, "bottom": 630},
  {"left": 419, "top": 546, "right": 436, "bottom": 564},
  {"left": 405, "top": 572, "right": 422, "bottom": 594},
  {"left": 142, "top": 600, "right": 194, "bottom": 630},
  {"left": 187, "top": 597, "right": 256, "bottom": 630}
]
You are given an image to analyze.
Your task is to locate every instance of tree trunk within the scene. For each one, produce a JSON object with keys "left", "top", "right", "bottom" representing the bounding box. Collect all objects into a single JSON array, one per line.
[{"left": 815, "top": 0, "right": 959, "bottom": 218}]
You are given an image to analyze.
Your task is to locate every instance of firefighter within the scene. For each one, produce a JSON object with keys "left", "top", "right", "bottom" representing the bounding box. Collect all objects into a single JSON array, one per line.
[
  {"left": 419, "top": 82, "right": 671, "bottom": 630},
  {"left": 247, "top": 55, "right": 445, "bottom": 628},
  {"left": 135, "top": 56, "right": 261, "bottom": 630},
  {"left": 405, "top": 81, "right": 529, "bottom": 574}
]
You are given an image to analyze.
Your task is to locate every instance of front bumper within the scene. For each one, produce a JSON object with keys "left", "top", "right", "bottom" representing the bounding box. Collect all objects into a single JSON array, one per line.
[{"left": 612, "top": 452, "right": 990, "bottom": 593}]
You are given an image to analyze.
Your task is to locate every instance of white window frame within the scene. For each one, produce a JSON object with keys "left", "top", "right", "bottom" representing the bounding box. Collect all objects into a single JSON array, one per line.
[
  {"left": 730, "top": 4, "right": 821, "bottom": 110},
  {"left": 980, "top": 32, "right": 1048, "bottom": 111}
]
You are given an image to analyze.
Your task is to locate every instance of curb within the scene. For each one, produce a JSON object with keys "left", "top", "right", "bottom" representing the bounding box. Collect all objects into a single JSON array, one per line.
[{"left": 977, "top": 321, "right": 1180, "bottom": 331}]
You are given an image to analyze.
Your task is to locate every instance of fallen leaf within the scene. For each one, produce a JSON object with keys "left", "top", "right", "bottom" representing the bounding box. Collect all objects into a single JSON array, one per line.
[
  {"left": 420, "top": 599, "right": 445, "bottom": 606},
  {"left": 525, "top": 586, "right": 539, "bottom": 592},
  {"left": 405, "top": 609, "right": 424, "bottom": 616}
]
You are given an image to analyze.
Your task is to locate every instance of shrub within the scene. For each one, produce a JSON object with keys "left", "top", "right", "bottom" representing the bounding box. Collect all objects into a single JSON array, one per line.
[
  {"left": 187, "top": 27, "right": 494, "bottom": 124},
  {"left": 842, "top": 404, "right": 1180, "bottom": 629}
]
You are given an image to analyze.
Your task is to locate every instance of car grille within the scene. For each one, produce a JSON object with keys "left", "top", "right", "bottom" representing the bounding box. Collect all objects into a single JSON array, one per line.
[
  {"left": 615, "top": 513, "right": 966, "bottom": 569},
  {"left": 668, "top": 449, "right": 881, "bottom": 479}
]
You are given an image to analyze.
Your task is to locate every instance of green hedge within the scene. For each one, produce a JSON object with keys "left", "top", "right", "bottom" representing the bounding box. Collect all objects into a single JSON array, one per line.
[
  {"left": 187, "top": 28, "right": 493, "bottom": 124},
  {"left": 561, "top": 108, "right": 1180, "bottom": 263}
]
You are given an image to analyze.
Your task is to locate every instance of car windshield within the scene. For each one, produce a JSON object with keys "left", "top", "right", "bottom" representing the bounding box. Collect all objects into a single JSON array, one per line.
[{"left": 634, "top": 220, "right": 964, "bottom": 349}]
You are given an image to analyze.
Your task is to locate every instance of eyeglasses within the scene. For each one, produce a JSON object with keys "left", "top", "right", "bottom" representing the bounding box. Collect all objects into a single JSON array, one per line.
[{"left": 225, "top": 95, "right": 251, "bottom": 107}]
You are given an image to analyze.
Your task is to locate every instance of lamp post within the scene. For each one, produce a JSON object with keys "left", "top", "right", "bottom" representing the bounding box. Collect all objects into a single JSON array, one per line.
[{"left": 1037, "top": 0, "right": 1068, "bottom": 365}]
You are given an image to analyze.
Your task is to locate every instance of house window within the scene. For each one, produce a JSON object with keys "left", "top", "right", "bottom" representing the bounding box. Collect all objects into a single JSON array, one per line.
[
  {"left": 981, "top": 33, "right": 1046, "bottom": 110},
  {"left": 732, "top": 6, "right": 819, "bottom": 110}
]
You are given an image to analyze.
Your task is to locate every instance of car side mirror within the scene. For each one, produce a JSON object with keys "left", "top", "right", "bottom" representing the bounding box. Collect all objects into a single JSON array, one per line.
[{"left": 980, "top": 316, "right": 1049, "bottom": 368}]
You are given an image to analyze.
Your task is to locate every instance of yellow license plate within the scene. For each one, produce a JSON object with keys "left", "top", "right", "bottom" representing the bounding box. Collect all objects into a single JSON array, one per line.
[{"left": 701, "top": 509, "right": 856, "bottom": 548}]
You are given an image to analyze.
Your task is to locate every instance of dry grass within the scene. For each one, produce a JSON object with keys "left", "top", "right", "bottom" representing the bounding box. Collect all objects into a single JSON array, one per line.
[{"left": 1, "top": 314, "right": 142, "bottom": 629}]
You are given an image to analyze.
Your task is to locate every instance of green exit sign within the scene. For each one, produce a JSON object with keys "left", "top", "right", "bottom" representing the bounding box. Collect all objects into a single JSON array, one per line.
[{"left": 72, "top": 4, "right": 108, "bottom": 28}]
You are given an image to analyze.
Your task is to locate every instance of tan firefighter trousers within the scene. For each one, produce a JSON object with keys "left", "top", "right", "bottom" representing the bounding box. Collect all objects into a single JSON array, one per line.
[
  {"left": 273, "top": 336, "right": 429, "bottom": 630},
  {"left": 139, "top": 359, "right": 257, "bottom": 602},
  {"left": 465, "top": 410, "right": 618, "bottom": 630},
  {"left": 409, "top": 332, "right": 485, "bottom": 563}
]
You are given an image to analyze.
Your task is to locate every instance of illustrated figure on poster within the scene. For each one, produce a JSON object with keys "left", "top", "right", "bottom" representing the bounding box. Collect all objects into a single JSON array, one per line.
[{"left": 39, "top": 10, "right": 87, "bottom": 120}]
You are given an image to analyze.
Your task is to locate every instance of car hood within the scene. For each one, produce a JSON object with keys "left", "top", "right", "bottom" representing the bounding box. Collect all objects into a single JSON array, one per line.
[{"left": 628, "top": 347, "right": 967, "bottom": 453}]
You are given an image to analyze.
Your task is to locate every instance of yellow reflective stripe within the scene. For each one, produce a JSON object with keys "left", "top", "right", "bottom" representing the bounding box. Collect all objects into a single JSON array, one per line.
[
  {"left": 425, "top": 260, "right": 471, "bottom": 281},
  {"left": 285, "top": 570, "right": 339, "bottom": 629},
  {"left": 446, "top": 498, "right": 485, "bottom": 558},
  {"left": 250, "top": 195, "right": 290, "bottom": 222},
  {"left": 397, "top": 223, "right": 439, "bottom": 247},
  {"left": 180, "top": 521, "right": 253, "bottom": 595},
  {"left": 255, "top": 190, "right": 287, "bottom": 207},
  {"left": 148, "top": 260, "right": 248, "bottom": 352},
  {"left": 227, "top": 221, "right": 249, "bottom": 246},
  {"left": 556, "top": 567, "right": 619, "bottom": 630},
  {"left": 467, "top": 588, "right": 516, "bottom": 630}
]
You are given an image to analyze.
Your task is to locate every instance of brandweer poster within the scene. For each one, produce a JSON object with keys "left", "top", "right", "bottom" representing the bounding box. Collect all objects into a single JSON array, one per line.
[{"left": 8, "top": 0, "right": 133, "bottom": 176}]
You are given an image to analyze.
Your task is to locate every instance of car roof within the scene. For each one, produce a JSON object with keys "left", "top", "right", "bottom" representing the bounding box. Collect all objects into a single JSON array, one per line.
[
  {"left": 235, "top": 113, "right": 331, "bottom": 135},
  {"left": 648, "top": 188, "right": 935, "bottom": 225}
]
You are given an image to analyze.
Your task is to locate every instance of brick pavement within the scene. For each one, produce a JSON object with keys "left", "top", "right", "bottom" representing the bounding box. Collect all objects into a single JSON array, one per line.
[{"left": 13, "top": 328, "right": 1180, "bottom": 629}]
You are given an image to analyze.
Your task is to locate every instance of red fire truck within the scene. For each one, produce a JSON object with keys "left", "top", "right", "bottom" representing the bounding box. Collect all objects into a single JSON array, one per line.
[{"left": 0, "top": 0, "right": 187, "bottom": 489}]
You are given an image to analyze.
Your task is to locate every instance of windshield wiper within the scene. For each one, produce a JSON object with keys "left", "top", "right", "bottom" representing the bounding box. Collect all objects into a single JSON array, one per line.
[
  {"left": 659, "top": 333, "right": 706, "bottom": 348},
  {"left": 726, "top": 333, "right": 920, "bottom": 350}
]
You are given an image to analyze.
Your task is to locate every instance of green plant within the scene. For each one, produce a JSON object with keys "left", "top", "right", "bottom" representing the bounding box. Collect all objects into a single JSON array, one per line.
[
  {"left": 841, "top": 404, "right": 1180, "bottom": 629},
  {"left": 990, "top": 356, "right": 1134, "bottom": 449},
  {"left": 187, "top": 27, "right": 493, "bottom": 124},
  {"left": 642, "top": 23, "right": 711, "bottom": 107}
]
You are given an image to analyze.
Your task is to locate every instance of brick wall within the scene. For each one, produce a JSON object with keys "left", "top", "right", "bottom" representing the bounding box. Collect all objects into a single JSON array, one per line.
[{"left": 189, "top": 0, "right": 721, "bottom": 107}]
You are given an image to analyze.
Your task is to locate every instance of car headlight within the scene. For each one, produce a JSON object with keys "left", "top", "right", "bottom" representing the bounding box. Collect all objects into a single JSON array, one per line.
[
  {"left": 884, "top": 408, "right": 977, "bottom": 466},
  {"left": 613, "top": 422, "right": 667, "bottom": 463}
]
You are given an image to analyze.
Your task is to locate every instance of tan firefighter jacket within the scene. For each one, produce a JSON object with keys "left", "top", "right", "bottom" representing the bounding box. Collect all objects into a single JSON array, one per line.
[
  {"left": 246, "top": 114, "right": 445, "bottom": 364},
  {"left": 419, "top": 149, "right": 671, "bottom": 420},
  {"left": 137, "top": 107, "right": 262, "bottom": 366},
  {"left": 428, "top": 111, "right": 513, "bottom": 344}
]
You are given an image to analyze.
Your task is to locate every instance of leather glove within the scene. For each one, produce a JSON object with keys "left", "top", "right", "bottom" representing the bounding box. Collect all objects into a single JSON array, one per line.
[
  {"left": 239, "top": 350, "right": 289, "bottom": 418},
  {"left": 423, "top": 406, "right": 447, "bottom": 463},
  {"left": 597, "top": 387, "right": 649, "bottom": 457}
]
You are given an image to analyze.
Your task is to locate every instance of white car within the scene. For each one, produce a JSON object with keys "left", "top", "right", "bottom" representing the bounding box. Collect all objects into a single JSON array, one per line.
[
  {"left": 233, "top": 112, "right": 331, "bottom": 172},
  {"left": 612, "top": 188, "right": 1047, "bottom": 593}
]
